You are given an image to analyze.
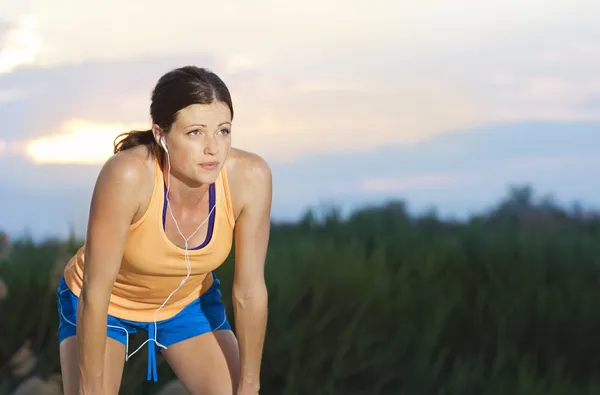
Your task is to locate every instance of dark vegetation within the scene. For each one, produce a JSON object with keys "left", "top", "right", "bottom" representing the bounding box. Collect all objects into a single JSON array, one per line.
[{"left": 1, "top": 185, "right": 599, "bottom": 394}]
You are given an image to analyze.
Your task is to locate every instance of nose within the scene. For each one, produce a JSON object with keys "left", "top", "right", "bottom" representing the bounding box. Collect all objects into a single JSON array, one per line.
[{"left": 204, "top": 135, "right": 219, "bottom": 155}]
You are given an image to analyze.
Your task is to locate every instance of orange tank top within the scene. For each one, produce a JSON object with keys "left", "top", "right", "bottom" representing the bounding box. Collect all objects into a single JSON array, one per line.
[{"left": 63, "top": 158, "right": 236, "bottom": 322}]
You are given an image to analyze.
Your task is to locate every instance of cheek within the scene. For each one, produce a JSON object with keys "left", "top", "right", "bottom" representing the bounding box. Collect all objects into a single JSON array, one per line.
[
  {"left": 173, "top": 145, "right": 199, "bottom": 164},
  {"left": 219, "top": 137, "right": 232, "bottom": 151}
]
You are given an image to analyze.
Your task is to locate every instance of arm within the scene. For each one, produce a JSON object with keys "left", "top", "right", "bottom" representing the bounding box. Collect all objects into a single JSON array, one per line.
[
  {"left": 77, "top": 154, "right": 143, "bottom": 393},
  {"left": 232, "top": 154, "right": 272, "bottom": 394}
]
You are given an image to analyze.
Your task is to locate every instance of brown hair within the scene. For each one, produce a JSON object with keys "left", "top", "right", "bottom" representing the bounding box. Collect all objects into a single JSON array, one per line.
[{"left": 113, "top": 65, "right": 234, "bottom": 158}]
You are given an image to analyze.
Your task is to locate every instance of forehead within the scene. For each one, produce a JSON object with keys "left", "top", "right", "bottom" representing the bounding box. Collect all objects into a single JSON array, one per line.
[{"left": 175, "top": 102, "right": 232, "bottom": 126}]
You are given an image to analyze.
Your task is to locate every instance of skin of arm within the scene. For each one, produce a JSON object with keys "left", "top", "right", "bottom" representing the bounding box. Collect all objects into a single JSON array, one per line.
[
  {"left": 76, "top": 154, "right": 144, "bottom": 394},
  {"left": 232, "top": 153, "right": 272, "bottom": 394}
]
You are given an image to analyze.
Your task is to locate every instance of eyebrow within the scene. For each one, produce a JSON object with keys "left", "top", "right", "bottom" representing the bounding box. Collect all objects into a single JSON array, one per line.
[{"left": 186, "top": 122, "right": 231, "bottom": 128}]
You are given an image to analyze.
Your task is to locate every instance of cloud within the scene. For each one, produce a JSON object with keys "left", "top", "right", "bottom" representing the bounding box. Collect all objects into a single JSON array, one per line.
[
  {"left": 0, "top": 0, "right": 399, "bottom": 69},
  {"left": 0, "top": 88, "right": 23, "bottom": 102},
  {"left": 0, "top": 0, "right": 591, "bottom": 70},
  {"left": 24, "top": 119, "right": 148, "bottom": 164},
  {"left": 0, "top": 0, "right": 598, "bottom": 166},
  {"left": 0, "top": 15, "right": 40, "bottom": 74},
  {"left": 486, "top": 73, "right": 600, "bottom": 122},
  {"left": 536, "top": 40, "right": 600, "bottom": 69},
  {"left": 0, "top": 55, "right": 484, "bottom": 163},
  {"left": 474, "top": 33, "right": 600, "bottom": 122},
  {"left": 0, "top": 56, "right": 212, "bottom": 141}
]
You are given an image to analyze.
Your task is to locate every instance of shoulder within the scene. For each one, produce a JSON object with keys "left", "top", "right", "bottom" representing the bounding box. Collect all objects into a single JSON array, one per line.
[
  {"left": 91, "top": 146, "right": 156, "bottom": 219},
  {"left": 225, "top": 148, "right": 272, "bottom": 219},
  {"left": 226, "top": 147, "right": 272, "bottom": 183},
  {"left": 96, "top": 146, "right": 153, "bottom": 190}
]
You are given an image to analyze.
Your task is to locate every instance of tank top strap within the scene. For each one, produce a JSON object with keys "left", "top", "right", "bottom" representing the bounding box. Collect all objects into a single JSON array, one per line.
[
  {"left": 218, "top": 166, "right": 236, "bottom": 227},
  {"left": 129, "top": 156, "right": 163, "bottom": 230}
]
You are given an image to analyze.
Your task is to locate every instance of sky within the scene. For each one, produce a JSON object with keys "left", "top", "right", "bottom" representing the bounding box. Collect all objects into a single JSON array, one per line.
[{"left": 0, "top": 0, "right": 599, "bottom": 239}]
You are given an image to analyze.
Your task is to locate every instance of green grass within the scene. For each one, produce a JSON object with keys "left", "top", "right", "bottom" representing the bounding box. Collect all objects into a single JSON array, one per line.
[{"left": 1, "top": 185, "right": 600, "bottom": 394}]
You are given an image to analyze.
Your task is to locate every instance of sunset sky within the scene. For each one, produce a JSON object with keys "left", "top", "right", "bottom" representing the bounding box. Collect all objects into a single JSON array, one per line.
[{"left": 1, "top": 0, "right": 599, "bottom": 239}]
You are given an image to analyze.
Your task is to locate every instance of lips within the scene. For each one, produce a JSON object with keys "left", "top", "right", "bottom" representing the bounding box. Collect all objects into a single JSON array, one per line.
[{"left": 199, "top": 161, "right": 219, "bottom": 170}]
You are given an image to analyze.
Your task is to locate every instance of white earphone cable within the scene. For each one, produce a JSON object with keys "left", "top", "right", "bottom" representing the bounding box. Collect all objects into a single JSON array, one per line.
[{"left": 124, "top": 143, "right": 221, "bottom": 359}]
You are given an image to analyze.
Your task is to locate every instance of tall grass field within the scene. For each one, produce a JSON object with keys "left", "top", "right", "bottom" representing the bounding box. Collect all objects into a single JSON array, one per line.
[{"left": 1, "top": 186, "right": 600, "bottom": 394}]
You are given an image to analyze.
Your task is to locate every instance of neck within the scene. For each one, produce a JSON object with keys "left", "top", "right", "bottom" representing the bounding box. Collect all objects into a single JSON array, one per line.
[
  {"left": 162, "top": 164, "right": 210, "bottom": 208},
  {"left": 168, "top": 178, "right": 210, "bottom": 207}
]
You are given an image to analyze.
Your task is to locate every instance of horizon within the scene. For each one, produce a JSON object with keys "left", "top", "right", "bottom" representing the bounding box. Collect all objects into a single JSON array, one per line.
[
  {"left": 4, "top": 179, "right": 598, "bottom": 244},
  {"left": 1, "top": 1, "right": 598, "bottom": 240}
]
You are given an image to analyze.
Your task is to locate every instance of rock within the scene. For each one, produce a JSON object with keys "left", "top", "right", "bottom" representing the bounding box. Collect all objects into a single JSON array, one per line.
[
  {"left": 8, "top": 341, "right": 37, "bottom": 378},
  {"left": 11, "top": 375, "right": 62, "bottom": 395}
]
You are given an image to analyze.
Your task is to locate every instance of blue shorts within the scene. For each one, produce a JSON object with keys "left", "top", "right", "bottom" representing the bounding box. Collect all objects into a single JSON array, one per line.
[{"left": 56, "top": 272, "right": 232, "bottom": 382}]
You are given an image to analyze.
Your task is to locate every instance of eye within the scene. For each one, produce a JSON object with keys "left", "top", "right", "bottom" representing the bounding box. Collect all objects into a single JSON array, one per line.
[
  {"left": 188, "top": 129, "right": 201, "bottom": 136},
  {"left": 218, "top": 128, "right": 231, "bottom": 135}
]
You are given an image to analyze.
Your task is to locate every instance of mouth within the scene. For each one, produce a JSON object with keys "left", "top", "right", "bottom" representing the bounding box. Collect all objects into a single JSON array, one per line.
[{"left": 199, "top": 161, "right": 219, "bottom": 170}]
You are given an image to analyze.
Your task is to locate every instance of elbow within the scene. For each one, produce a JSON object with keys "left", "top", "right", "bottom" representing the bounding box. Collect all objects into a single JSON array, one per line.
[{"left": 79, "top": 281, "right": 111, "bottom": 313}]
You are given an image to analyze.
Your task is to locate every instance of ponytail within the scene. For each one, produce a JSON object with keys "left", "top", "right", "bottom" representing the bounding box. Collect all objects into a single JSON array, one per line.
[{"left": 113, "top": 129, "right": 156, "bottom": 154}]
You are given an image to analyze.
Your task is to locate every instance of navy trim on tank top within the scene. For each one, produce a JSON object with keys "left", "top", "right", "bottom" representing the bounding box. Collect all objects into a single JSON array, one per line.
[{"left": 162, "top": 182, "right": 216, "bottom": 250}]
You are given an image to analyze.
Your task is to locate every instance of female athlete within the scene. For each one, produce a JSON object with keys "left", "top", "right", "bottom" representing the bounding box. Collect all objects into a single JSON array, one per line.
[{"left": 56, "top": 66, "right": 271, "bottom": 395}]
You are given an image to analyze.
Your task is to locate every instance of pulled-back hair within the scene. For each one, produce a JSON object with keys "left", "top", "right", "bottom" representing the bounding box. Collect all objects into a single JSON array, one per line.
[{"left": 114, "top": 66, "right": 234, "bottom": 156}]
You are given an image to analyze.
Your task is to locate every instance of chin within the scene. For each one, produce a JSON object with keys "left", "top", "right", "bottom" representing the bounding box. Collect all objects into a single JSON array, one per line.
[{"left": 193, "top": 170, "right": 220, "bottom": 185}]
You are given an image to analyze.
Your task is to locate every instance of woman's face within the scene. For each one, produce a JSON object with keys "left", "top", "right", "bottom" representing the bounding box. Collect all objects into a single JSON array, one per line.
[{"left": 160, "top": 101, "right": 232, "bottom": 186}]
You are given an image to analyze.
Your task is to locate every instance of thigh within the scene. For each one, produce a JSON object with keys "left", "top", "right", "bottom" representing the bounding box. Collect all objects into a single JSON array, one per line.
[
  {"left": 59, "top": 335, "right": 126, "bottom": 395},
  {"left": 56, "top": 277, "right": 130, "bottom": 395},
  {"left": 160, "top": 329, "right": 240, "bottom": 395}
]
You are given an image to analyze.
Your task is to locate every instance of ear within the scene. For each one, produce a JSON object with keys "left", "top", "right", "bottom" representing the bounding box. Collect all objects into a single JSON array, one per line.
[{"left": 151, "top": 125, "right": 165, "bottom": 147}]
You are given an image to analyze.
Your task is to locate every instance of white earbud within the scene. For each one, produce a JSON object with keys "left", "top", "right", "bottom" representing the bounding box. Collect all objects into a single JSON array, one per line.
[{"left": 161, "top": 137, "right": 168, "bottom": 153}]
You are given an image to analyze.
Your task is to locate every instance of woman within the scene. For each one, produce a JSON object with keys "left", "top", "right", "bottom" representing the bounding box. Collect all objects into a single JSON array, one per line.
[{"left": 56, "top": 66, "right": 271, "bottom": 395}]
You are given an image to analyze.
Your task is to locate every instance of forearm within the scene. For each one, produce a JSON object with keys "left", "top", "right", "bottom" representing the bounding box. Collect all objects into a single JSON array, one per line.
[
  {"left": 77, "top": 289, "right": 110, "bottom": 392},
  {"left": 233, "top": 284, "right": 268, "bottom": 391}
]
